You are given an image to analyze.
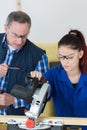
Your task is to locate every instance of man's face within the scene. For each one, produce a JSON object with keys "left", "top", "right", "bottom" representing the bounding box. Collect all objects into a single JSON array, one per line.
[{"left": 4, "top": 21, "right": 30, "bottom": 49}]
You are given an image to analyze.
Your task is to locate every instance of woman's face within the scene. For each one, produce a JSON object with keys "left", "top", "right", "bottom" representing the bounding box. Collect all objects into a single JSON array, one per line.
[{"left": 58, "top": 45, "right": 83, "bottom": 72}]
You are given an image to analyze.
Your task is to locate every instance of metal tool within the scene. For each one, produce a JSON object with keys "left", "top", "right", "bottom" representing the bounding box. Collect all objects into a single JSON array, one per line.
[{"left": 11, "top": 73, "right": 50, "bottom": 129}]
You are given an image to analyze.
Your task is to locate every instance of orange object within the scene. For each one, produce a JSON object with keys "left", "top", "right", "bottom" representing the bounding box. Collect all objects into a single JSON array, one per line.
[{"left": 25, "top": 118, "right": 35, "bottom": 128}]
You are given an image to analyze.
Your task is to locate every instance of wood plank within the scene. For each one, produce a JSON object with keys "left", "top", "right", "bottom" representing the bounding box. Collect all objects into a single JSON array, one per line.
[
  {"left": 0, "top": 115, "right": 27, "bottom": 123},
  {"left": 0, "top": 116, "right": 87, "bottom": 126},
  {"left": 39, "top": 117, "right": 87, "bottom": 126}
]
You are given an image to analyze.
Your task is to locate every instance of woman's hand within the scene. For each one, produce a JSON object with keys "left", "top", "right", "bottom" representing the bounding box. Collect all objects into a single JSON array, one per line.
[{"left": 30, "top": 71, "right": 42, "bottom": 80}]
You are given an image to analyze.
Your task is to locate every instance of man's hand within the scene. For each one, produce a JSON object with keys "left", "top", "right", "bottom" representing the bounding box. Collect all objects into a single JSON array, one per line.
[
  {"left": 0, "top": 63, "right": 8, "bottom": 77},
  {"left": 0, "top": 93, "right": 15, "bottom": 109}
]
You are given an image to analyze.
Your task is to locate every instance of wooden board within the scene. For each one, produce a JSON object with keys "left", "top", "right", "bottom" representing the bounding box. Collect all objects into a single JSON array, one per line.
[{"left": 0, "top": 116, "right": 87, "bottom": 126}]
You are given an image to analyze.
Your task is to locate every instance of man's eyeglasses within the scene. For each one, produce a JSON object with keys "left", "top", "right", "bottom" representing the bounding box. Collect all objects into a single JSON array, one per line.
[
  {"left": 57, "top": 53, "right": 77, "bottom": 61},
  {"left": 8, "top": 28, "right": 28, "bottom": 40}
]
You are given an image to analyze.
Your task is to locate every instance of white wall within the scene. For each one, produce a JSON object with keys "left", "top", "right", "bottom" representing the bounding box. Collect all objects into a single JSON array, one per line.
[
  {"left": 0, "top": 0, "right": 87, "bottom": 44},
  {"left": 0, "top": 0, "right": 16, "bottom": 32}
]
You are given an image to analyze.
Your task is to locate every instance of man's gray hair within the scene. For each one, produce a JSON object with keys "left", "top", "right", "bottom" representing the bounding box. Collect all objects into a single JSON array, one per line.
[{"left": 6, "top": 11, "right": 31, "bottom": 27}]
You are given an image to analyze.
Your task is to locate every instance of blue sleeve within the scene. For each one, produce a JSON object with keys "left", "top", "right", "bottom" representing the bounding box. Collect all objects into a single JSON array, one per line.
[{"left": 35, "top": 54, "right": 49, "bottom": 73}]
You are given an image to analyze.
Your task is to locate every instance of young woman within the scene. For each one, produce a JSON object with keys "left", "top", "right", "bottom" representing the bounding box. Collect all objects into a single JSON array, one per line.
[{"left": 31, "top": 30, "right": 87, "bottom": 130}]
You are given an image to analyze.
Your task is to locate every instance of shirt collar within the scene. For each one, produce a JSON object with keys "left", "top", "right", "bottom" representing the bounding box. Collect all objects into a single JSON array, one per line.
[{"left": 2, "top": 34, "right": 19, "bottom": 53}]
